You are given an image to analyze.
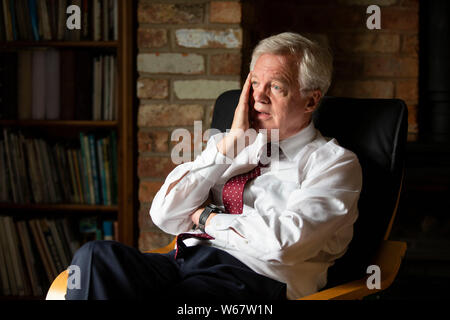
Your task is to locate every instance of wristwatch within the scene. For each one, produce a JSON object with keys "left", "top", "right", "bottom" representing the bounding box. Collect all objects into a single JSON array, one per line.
[{"left": 198, "top": 204, "right": 226, "bottom": 232}]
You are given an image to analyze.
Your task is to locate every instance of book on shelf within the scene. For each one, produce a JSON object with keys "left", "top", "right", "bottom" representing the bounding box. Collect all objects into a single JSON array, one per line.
[
  {"left": 2, "top": 49, "right": 111, "bottom": 122},
  {"left": 1, "top": 49, "right": 117, "bottom": 121},
  {"left": 0, "top": 215, "right": 116, "bottom": 297},
  {"left": 0, "top": 128, "right": 118, "bottom": 206},
  {"left": 0, "top": 0, "right": 118, "bottom": 42}
]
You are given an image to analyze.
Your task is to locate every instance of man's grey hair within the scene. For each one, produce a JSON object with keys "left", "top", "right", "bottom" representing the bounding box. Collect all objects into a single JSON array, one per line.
[{"left": 250, "top": 32, "right": 333, "bottom": 96}]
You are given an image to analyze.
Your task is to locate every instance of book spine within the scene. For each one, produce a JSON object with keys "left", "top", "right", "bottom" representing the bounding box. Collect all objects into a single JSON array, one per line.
[
  {"left": 0, "top": 216, "right": 13, "bottom": 295},
  {"left": 102, "top": 137, "right": 111, "bottom": 205},
  {"left": 32, "top": 139, "right": 49, "bottom": 203},
  {"left": 0, "top": 141, "right": 9, "bottom": 202},
  {"left": 35, "top": 219, "right": 58, "bottom": 279},
  {"left": 80, "top": 133, "right": 94, "bottom": 204},
  {"left": 3, "top": 216, "right": 25, "bottom": 296},
  {"left": 16, "top": 221, "right": 43, "bottom": 296},
  {"left": 10, "top": 132, "right": 25, "bottom": 203},
  {"left": 2, "top": 0, "right": 13, "bottom": 41},
  {"left": 8, "top": 0, "right": 17, "bottom": 40},
  {"left": 89, "top": 134, "right": 101, "bottom": 205},
  {"left": 66, "top": 148, "right": 79, "bottom": 204},
  {"left": 47, "top": 219, "right": 69, "bottom": 269},
  {"left": 75, "top": 149, "right": 87, "bottom": 204},
  {"left": 56, "top": 0, "right": 66, "bottom": 40},
  {"left": 110, "top": 130, "right": 117, "bottom": 205},
  {"left": 96, "top": 138, "right": 107, "bottom": 205},
  {"left": 27, "top": 219, "right": 53, "bottom": 283},
  {"left": 16, "top": 133, "right": 32, "bottom": 203},
  {"left": 28, "top": 0, "right": 39, "bottom": 40},
  {"left": 38, "top": 139, "right": 57, "bottom": 203},
  {"left": 25, "top": 138, "right": 42, "bottom": 203},
  {"left": 3, "top": 128, "right": 19, "bottom": 203}
]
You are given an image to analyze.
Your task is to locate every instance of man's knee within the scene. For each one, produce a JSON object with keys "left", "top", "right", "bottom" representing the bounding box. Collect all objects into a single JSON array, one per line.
[{"left": 71, "top": 240, "right": 119, "bottom": 264}]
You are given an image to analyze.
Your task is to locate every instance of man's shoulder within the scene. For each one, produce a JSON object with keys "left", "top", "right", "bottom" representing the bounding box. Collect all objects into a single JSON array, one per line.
[{"left": 308, "top": 131, "right": 359, "bottom": 164}]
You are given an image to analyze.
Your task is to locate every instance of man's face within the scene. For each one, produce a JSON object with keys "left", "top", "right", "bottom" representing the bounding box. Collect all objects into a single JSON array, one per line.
[{"left": 250, "top": 53, "right": 318, "bottom": 141}]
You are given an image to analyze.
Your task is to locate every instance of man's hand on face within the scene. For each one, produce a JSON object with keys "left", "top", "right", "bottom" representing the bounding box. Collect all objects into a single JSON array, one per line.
[{"left": 216, "top": 73, "right": 256, "bottom": 158}]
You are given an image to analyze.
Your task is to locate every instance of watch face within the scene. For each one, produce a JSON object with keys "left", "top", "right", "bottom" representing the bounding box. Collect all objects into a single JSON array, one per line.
[{"left": 209, "top": 204, "right": 225, "bottom": 213}]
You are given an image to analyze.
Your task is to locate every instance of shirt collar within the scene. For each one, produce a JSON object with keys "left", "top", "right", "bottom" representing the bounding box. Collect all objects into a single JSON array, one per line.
[
  {"left": 249, "top": 121, "right": 317, "bottom": 163},
  {"left": 277, "top": 121, "right": 317, "bottom": 161}
]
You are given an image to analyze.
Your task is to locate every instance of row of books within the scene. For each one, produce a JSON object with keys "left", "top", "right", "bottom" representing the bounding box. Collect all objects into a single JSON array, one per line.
[
  {"left": 0, "top": 0, "right": 118, "bottom": 42},
  {"left": 0, "top": 50, "right": 118, "bottom": 121},
  {"left": 0, "top": 129, "right": 118, "bottom": 206},
  {"left": 0, "top": 215, "right": 117, "bottom": 297}
]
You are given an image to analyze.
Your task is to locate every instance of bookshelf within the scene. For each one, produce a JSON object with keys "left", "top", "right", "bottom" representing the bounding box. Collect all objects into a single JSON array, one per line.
[{"left": 0, "top": 1, "right": 136, "bottom": 299}]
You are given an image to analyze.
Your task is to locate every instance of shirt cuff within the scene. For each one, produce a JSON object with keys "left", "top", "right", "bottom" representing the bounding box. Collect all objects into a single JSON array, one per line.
[{"left": 205, "top": 213, "right": 238, "bottom": 242}]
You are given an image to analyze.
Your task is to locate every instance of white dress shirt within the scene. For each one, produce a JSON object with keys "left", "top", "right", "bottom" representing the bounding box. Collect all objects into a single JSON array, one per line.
[{"left": 150, "top": 121, "right": 363, "bottom": 299}]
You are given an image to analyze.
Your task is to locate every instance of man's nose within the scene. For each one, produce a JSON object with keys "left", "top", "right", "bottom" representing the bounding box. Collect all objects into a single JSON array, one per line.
[{"left": 253, "top": 85, "right": 269, "bottom": 103}]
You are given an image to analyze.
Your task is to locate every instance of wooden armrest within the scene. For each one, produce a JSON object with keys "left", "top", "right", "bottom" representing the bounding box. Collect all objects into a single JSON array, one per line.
[
  {"left": 299, "top": 240, "right": 407, "bottom": 300},
  {"left": 146, "top": 238, "right": 176, "bottom": 254},
  {"left": 45, "top": 269, "right": 69, "bottom": 300}
]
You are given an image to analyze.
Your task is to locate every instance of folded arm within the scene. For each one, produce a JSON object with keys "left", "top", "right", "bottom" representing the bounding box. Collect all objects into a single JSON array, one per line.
[{"left": 205, "top": 150, "right": 363, "bottom": 264}]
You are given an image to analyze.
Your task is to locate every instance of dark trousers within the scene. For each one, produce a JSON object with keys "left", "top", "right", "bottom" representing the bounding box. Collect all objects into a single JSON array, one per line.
[{"left": 65, "top": 240, "right": 287, "bottom": 301}]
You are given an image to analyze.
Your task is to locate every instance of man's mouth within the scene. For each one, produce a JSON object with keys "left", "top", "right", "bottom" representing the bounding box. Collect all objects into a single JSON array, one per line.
[{"left": 255, "top": 110, "right": 271, "bottom": 120}]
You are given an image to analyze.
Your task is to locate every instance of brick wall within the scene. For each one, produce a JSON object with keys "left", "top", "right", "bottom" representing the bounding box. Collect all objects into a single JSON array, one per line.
[
  {"left": 136, "top": 0, "right": 242, "bottom": 251},
  {"left": 136, "top": 0, "right": 420, "bottom": 251},
  {"left": 242, "top": 0, "right": 419, "bottom": 141}
]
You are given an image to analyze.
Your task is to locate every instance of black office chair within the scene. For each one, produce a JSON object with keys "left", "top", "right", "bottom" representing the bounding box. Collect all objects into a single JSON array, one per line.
[
  {"left": 47, "top": 90, "right": 408, "bottom": 300},
  {"left": 211, "top": 90, "right": 408, "bottom": 299}
]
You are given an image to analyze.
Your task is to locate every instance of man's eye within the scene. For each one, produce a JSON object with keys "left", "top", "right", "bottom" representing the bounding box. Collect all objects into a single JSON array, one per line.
[{"left": 272, "top": 84, "right": 282, "bottom": 91}]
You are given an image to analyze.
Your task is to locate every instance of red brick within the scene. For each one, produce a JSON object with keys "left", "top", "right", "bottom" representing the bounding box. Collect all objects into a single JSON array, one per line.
[
  {"left": 137, "top": 104, "right": 204, "bottom": 127},
  {"left": 138, "top": 205, "right": 155, "bottom": 231},
  {"left": 363, "top": 56, "right": 418, "bottom": 77},
  {"left": 138, "top": 130, "right": 170, "bottom": 153},
  {"left": 381, "top": 8, "right": 418, "bottom": 31},
  {"left": 399, "top": 0, "right": 419, "bottom": 8},
  {"left": 137, "top": 28, "right": 167, "bottom": 48},
  {"left": 175, "top": 28, "right": 242, "bottom": 49},
  {"left": 407, "top": 103, "right": 418, "bottom": 138},
  {"left": 138, "top": 3, "right": 204, "bottom": 24},
  {"left": 334, "top": 33, "right": 400, "bottom": 53},
  {"left": 333, "top": 55, "right": 365, "bottom": 78},
  {"left": 338, "top": 0, "right": 399, "bottom": 5},
  {"left": 138, "top": 156, "right": 177, "bottom": 179},
  {"left": 210, "top": 2, "right": 242, "bottom": 24},
  {"left": 396, "top": 79, "right": 418, "bottom": 101},
  {"left": 138, "top": 181, "right": 164, "bottom": 203},
  {"left": 138, "top": 231, "right": 174, "bottom": 252},
  {"left": 329, "top": 80, "right": 394, "bottom": 98},
  {"left": 137, "top": 78, "right": 169, "bottom": 99},
  {"left": 401, "top": 34, "right": 419, "bottom": 57},
  {"left": 210, "top": 53, "right": 242, "bottom": 75}
]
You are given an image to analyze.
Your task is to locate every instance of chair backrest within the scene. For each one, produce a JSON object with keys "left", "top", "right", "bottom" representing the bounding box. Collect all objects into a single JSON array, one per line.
[{"left": 211, "top": 90, "right": 408, "bottom": 287}]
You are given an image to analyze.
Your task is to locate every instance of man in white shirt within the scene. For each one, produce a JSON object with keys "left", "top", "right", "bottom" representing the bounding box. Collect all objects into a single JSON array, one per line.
[{"left": 66, "top": 32, "right": 362, "bottom": 300}]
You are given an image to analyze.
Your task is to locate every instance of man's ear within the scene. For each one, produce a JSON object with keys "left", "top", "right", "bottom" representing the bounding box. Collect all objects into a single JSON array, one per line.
[{"left": 305, "top": 90, "right": 322, "bottom": 113}]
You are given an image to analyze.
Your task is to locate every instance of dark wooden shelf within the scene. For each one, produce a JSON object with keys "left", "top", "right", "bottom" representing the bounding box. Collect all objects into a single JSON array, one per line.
[
  {"left": 0, "top": 120, "right": 118, "bottom": 128},
  {"left": 0, "top": 202, "right": 118, "bottom": 213},
  {"left": 0, "top": 41, "right": 119, "bottom": 48},
  {"left": 0, "top": 295, "right": 44, "bottom": 300}
]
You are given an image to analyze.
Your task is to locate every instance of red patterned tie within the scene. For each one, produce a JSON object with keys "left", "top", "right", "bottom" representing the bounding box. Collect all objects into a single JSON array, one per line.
[
  {"left": 222, "top": 143, "right": 271, "bottom": 214},
  {"left": 174, "top": 144, "right": 271, "bottom": 258}
]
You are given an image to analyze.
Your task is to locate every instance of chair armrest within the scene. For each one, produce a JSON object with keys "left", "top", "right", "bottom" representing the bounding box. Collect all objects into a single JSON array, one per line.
[
  {"left": 298, "top": 240, "right": 407, "bottom": 300},
  {"left": 45, "top": 269, "right": 69, "bottom": 300},
  {"left": 146, "top": 238, "right": 176, "bottom": 254}
]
